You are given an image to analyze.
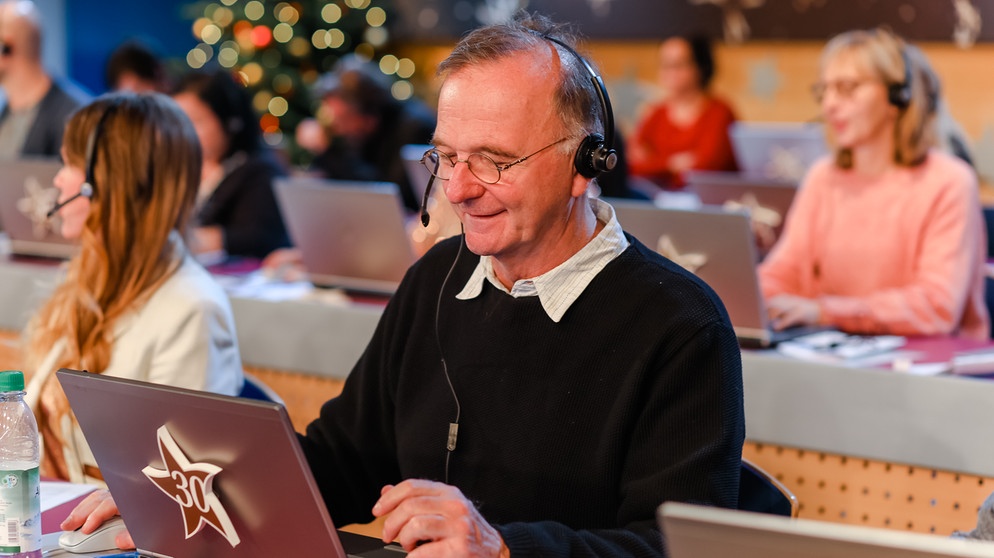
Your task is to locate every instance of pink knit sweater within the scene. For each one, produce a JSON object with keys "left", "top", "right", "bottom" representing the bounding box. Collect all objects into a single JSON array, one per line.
[{"left": 759, "top": 151, "right": 990, "bottom": 340}]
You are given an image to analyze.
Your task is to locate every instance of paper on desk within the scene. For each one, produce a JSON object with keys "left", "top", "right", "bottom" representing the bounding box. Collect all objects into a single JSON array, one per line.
[
  {"left": 41, "top": 481, "right": 95, "bottom": 513},
  {"left": 777, "top": 332, "right": 906, "bottom": 367}
]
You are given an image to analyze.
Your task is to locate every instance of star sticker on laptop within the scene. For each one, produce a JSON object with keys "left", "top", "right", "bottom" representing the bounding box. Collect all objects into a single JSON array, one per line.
[
  {"left": 142, "top": 425, "right": 241, "bottom": 548},
  {"left": 15, "top": 177, "right": 59, "bottom": 239},
  {"left": 656, "top": 235, "right": 708, "bottom": 274}
]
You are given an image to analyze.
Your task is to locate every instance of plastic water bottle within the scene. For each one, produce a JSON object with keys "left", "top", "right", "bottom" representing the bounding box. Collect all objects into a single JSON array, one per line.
[{"left": 0, "top": 371, "right": 41, "bottom": 558}]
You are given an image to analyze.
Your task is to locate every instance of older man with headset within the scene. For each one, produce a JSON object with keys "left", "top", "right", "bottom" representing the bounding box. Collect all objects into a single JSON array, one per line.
[{"left": 64, "top": 12, "right": 744, "bottom": 558}]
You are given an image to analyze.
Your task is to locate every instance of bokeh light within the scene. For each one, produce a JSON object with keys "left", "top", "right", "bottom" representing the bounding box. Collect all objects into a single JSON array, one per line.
[
  {"left": 242, "top": 62, "right": 264, "bottom": 85},
  {"left": 273, "top": 22, "right": 294, "bottom": 43},
  {"left": 268, "top": 96, "right": 289, "bottom": 117},
  {"left": 364, "top": 27, "right": 388, "bottom": 47},
  {"left": 244, "top": 0, "right": 264, "bottom": 21},
  {"left": 251, "top": 25, "right": 272, "bottom": 48},
  {"left": 366, "top": 7, "right": 387, "bottom": 27},
  {"left": 321, "top": 4, "right": 342, "bottom": 23},
  {"left": 397, "top": 58, "right": 416, "bottom": 79},
  {"left": 272, "top": 73, "right": 293, "bottom": 94},
  {"left": 288, "top": 36, "right": 310, "bottom": 57},
  {"left": 201, "top": 24, "right": 223, "bottom": 45},
  {"left": 275, "top": 3, "right": 300, "bottom": 25},
  {"left": 253, "top": 90, "right": 273, "bottom": 113},
  {"left": 379, "top": 54, "right": 399, "bottom": 75},
  {"left": 391, "top": 80, "right": 413, "bottom": 101}
]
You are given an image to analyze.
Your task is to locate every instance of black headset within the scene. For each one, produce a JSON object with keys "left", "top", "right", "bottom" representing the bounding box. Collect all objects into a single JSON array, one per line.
[
  {"left": 47, "top": 103, "right": 118, "bottom": 218},
  {"left": 887, "top": 46, "right": 913, "bottom": 109},
  {"left": 420, "top": 34, "right": 618, "bottom": 227},
  {"left": 542, "top": 35, "right": 618, "bottom": 179}
]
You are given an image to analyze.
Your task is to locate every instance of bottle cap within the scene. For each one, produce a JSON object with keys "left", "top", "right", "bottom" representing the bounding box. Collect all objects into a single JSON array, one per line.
[{"left": 0, "top": 371, "right": 25, "bottom": 392}]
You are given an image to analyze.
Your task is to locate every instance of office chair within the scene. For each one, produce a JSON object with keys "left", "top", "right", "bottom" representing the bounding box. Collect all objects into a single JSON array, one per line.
[
  {"left": 239, "top": 372, "right": 285, "bottom": 405},
  {"left": 738, "top": 457, "right": 799, "bottom": 518}
]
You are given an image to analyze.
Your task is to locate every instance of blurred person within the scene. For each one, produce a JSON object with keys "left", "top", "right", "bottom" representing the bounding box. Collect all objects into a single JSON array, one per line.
[
  {"left": 303, "top": 55, "right": 436, "bottom": 212},
  {"left": 172, "top": 69, "right": 290, "bottom": 260},
  {"left": 628, "top": 35, "right": 737, "bottom": 189},
  {"left": 105, "top": 39, "right": 170, "bottom": 93},
  {"left": 63, "top": 13, "right": 744, "bottom": 556},
  {"left": 760, "top": 29, "right": 988, "bottom": 340},
  {"left": 0, "top": 0, "right": 88, "bottom": 158},
  {"left": 24, "top": 92, "right": 244, "bottom": 485}
]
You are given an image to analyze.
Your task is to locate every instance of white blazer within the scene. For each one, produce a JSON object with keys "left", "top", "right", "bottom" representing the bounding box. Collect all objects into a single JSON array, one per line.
[{"left": 27, "top": 244, "right": 244, "bottom": 484}]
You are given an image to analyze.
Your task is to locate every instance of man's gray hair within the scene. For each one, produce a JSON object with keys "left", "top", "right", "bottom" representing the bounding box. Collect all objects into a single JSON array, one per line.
[{"left": 437, "top": 12, "right": 604, "bottom": 143}]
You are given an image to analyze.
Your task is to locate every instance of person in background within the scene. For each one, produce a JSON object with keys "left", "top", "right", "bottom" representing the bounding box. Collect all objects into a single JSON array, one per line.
[
  {"left": 172, "top": 69, "right": 290, "bottom": 260},
  {"left": 299, "top": 55, "right": 436, "bottom": 212},
  {"left": 0, "top": 0, "right": 88, "bottom": 159},
  {"left": 23, "top": 93, "right": 243, "bottom": 485},
  {"left": 627, "top": 34, "right": 737, "bottom": 189},
  {"left": 759, "top": 29, "right": 989, "bottom": 340},
  {"left": 105, "top": 40, "right": 170, "bottom": 94},
  {"left": 63, "top": 13, "right": 744, "bottom": 556}
]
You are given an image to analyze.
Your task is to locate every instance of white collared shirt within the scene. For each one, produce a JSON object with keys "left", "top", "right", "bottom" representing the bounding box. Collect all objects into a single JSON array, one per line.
[{"left": 456, "top": 197, "right": 629, "bottom": 322}]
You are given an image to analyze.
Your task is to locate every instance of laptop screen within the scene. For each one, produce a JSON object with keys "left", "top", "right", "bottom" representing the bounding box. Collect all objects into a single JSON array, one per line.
[
  {"left": 659, "top": 502, "right": 994, "bottom": 558},
  {"left": 273, "top": 178, "right": 417, "bottom": 294}
]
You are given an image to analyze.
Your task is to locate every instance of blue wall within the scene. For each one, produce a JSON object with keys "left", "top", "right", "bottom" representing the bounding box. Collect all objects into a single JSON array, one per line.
[{"left": 66, "top": 0, "right": 197, "bottom": 94}]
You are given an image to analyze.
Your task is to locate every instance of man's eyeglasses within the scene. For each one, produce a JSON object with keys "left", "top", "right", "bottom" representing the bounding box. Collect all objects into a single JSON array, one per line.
[
  {"left": 421, "top": 137, "right": 569, "bottom": 185},
  {"left": 810, "top": 79, "right": 874, "bottom": 103}
]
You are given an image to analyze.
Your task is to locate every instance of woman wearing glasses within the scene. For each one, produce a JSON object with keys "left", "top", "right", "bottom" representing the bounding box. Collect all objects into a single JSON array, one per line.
[{"left": 759, "top": 29, "right": 988, "bottom": 339}]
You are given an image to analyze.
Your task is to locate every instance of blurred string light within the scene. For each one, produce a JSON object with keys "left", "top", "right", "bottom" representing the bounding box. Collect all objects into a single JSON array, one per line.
[{"left": 184, "top": 0, "right": 416, "bottom": 163}]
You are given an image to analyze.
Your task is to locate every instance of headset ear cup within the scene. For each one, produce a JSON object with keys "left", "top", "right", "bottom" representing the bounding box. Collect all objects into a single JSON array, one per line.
[
  {"left": 888, "top": 83, "right": 911, "bottom": 109},
  {"left": 573, "top": 133, "right": 618, "bottom": 179}
]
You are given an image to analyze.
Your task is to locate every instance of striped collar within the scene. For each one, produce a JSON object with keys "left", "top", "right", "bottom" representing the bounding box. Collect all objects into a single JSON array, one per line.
[{"left": 456, "top": 197, "right": 629, "bottom": 322}]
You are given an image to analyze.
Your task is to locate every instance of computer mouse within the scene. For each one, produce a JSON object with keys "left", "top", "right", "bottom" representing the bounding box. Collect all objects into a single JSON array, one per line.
[{"left": 58, "top": 515, "right": 129, "bottom": 554}]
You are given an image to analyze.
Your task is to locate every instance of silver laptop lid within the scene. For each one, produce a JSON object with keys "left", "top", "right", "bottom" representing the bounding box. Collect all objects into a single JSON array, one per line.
[
  {"left": 0, "top": 158, "right": 78, "bottom": 259},
  {"left": 659, "top": 502, "right": 994, "bottom": 558},
  {"left": 274, "top": 178, "right": 417, "bottom": 294},
  {"left": 687, "top": 171, "right": 799, "bottom": 254},
  {"left": 729, "top": 122, "right": 827, "bottom": 182},
  {"left": 611, "top": 200, "right": 771, "bottom": 345},
  {"left": 56, "top": 369, "right": 350, "bottom": 558}
]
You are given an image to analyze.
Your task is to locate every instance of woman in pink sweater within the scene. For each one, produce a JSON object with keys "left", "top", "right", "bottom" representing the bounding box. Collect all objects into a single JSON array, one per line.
[{"left": 759, "top": 29, "right": 989, "bottom": 340}]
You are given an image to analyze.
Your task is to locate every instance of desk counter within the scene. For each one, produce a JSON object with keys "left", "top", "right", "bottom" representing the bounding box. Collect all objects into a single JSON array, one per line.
[{"left": 4, "top": 258, "right": 994, "bottom": 477}]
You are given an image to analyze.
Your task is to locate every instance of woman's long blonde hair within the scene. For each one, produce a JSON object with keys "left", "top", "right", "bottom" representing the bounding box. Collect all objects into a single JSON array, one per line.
[
  {"left": 25, "top": 93, "right": 202, "bottom": 373},
  {"left": 821, "top": 28, "right": 939, "bottom": 169}
]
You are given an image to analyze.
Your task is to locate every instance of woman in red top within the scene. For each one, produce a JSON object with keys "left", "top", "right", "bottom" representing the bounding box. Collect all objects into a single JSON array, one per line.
[{"left": 629, "top": 35, "right": 738, "bottom": 189}]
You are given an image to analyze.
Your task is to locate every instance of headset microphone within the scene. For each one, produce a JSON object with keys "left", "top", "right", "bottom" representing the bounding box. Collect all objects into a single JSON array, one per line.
[
  {"left": 420, "top": 173, "right": 436, "bottom": 227},
  {"left": 46, "top": 183, "right": 93, "bottom": 218}
]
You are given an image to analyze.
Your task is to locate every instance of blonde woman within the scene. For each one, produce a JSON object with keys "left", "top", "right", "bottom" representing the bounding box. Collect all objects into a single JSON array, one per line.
[
  {"left": 760, "top": 29, "right": 988, "bottom": 339},
  {"left": 24, "top": 93, "right": 243, "bottom": 484}
]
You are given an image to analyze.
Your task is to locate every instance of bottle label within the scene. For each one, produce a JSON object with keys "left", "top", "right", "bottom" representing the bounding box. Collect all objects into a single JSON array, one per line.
[{"left": 0, "top": 467, "right": 40, "bottom": 553}]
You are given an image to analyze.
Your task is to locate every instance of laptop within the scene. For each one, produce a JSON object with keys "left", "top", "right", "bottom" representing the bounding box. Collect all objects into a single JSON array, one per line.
[
  {"left": 610, "top": 200, "right": 817, "bottom": 347},
  {"left": 0, "top": 158, "right": 78, "bottom": 259},
  {"left": 274, "top": 177, "right": 417, "bottom": 294},
  {"left": 659, "top": 502, "right": 994, "bottom": 558},
  {"left": 54, "top": 369, "right": 405, "bottom": 558},
  {"left": 729, "top": 122, "right": 827, "bottom": 182},
  {"left": 686, "top": 170, "right": 799, "bottom": 255}
]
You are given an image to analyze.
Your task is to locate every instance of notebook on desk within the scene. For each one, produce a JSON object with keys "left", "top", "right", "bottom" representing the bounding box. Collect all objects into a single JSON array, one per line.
[
  {"left": 0, "top": 158, "right": 78, "bottom": 259},
  {"left": 274, "top": 177, "right": 417, "bottom": 294},
  {"left": 729, "top": 122, "right": 827, "bottom": 182},
  {"left": 659, "top": 501, "right": 994, "bottom": 558},
  {"left": 610, "top": 200, "right": 822, "bottom": 347},
  {"left": 55, "top": 369, "right": 405, "bottom": 558}
]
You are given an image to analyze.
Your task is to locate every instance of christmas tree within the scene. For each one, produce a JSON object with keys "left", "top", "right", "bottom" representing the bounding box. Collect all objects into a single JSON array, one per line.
[{"left": 181, "top": 0, "right": 418, "bottom": 164}]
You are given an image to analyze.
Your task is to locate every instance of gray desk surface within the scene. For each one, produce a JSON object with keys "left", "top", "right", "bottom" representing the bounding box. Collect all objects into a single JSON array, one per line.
[
  {"left": 4, "top": 258, "right": 994, "bottom": 477},
  {"left": 743, "top": 350, "right": 994, "bottom": 478}
]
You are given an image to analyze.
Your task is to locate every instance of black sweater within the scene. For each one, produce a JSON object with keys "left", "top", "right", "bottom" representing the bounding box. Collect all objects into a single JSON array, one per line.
[{"left": 300, "top": 235, "right": 745, "bottom": 557}]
